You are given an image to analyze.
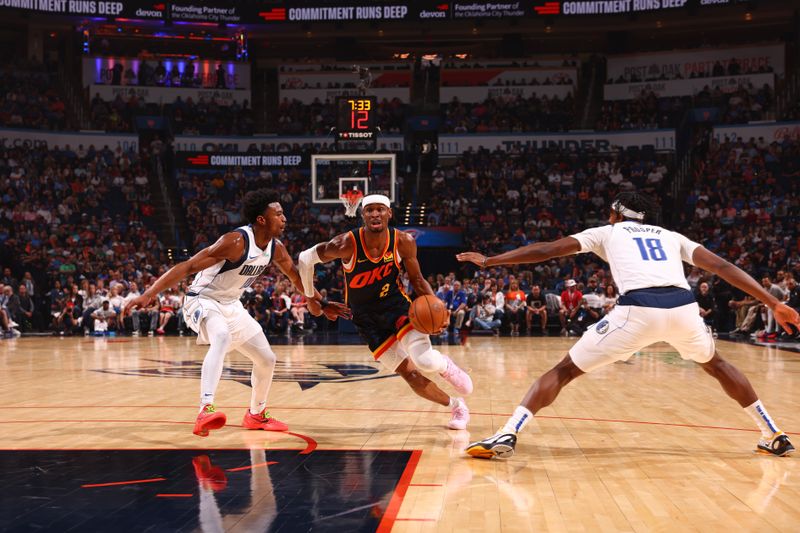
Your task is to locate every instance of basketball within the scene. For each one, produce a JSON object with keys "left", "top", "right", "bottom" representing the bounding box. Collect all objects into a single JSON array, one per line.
[{"left": 409, "top": 294, "right": 448, "bottom": 334}]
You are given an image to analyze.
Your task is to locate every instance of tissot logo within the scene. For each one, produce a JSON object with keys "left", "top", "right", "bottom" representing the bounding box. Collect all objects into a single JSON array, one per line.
[{"left": 93, "top": 358, "right": 394, "bottom": 390}]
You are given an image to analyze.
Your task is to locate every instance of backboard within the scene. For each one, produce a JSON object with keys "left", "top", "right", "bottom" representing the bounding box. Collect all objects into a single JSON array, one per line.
[{"left": 311, "top": 153, "right": 396, "bottom": 205}]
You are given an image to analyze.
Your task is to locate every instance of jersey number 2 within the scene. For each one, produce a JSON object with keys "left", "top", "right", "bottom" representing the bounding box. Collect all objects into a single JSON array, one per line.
[
  {"left": 379, "top": 283, "right": 390, "bottom": 298},
  {"left": 633, "top": 238, "right": 666, "bottom": 261}
]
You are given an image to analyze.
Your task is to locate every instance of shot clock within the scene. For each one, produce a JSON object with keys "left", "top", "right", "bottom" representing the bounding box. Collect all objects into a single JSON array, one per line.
[{"left": 336, "top": 96, "right": 378, "bottom": 141}]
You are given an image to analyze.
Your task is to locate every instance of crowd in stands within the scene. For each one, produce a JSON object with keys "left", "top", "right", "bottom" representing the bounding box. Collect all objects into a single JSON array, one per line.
[
  {"left": 280, "top": 80, "right": 410, "bottom": 89},
  {"left": 441, "top": 94, "right": 575, "bottom": 133},
  {"left": 0, "top": 60, "right": 69, "bottom": 131},
  {"left": 673, "top": 131, "right": 800, "bottom": 340},
  {"left": 99, "top": 60, "right": 233, "bottom": 89},
  {"left": 443, "top": 59, "right": 579, "bottom": 69},
  {"left": 414, "top": 138, "right": 797, "bottom": 341},
  {"left": 0, "top": 142, "right": 166, "bottom": 336},
  {"left": 442, "top": 75, "right": 574, "bottom": 87},
  {"left": 597, "top": 82, "right": 776, "bottom": 130},
  {"left": 607, "top": 57, "right": 774, "bottom": 84},
  {"left": 279, "top": 63, "right": 412, "bottom": 73},
  {"left": 1, "top": 133, "right": 798, "bottom": 343},
  {"left": 596, "top": 92, "right": 687, "bottom": 130},
  {"left": 90, "top": 92, "right": 255, "bottom": 135}
]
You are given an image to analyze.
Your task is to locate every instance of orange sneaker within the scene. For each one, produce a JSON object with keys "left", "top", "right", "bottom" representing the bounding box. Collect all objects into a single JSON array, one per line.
[
  {"left": 242, "top": 408, "right": 288, "bottom": 431},
  {"left": 192, "top": 455, "right": 228, "bottom": 491},
  {"left": 193, "top": 404, "right": 226, "bottom": 437}
]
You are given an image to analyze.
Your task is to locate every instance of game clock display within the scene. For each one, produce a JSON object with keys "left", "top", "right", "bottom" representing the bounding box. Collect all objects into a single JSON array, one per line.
[{"left": 336, "top": 96, "right": 377, "bottom": 140}]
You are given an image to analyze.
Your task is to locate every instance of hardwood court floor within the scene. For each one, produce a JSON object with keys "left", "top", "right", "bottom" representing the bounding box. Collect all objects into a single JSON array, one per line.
[{"left": 1, "top": 334, "right": 799, "bottom": 532}]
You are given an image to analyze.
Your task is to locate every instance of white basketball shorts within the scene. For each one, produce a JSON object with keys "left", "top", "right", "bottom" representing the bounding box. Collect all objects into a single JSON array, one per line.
[
  {"left": 569, "top": 302, "right": 715, "bottom": 373},
  {"left": 182, "top": 295, "right": 263, "bottom": 348}
]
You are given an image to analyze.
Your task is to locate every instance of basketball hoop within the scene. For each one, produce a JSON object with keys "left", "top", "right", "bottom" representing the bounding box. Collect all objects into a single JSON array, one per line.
[{"left": 340, "top": 189, "right": 364, "bottom": 218}]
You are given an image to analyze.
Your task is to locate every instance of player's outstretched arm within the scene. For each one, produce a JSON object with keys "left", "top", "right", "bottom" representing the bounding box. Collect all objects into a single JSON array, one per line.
[
  {"left": 123, "top": 232, "right": 244, "bottom": 315},
  {"left": 457, "top": 236, "right": 582, "bottom": 268},
  {"left": 298, "top": 232, "right": 355, "bottom": 297},
  {"left": 272, "top": 241, "right": 351, "bottom": 321},
  {"left": 693, "top": 246, "right": 800, "bottom": 333}
]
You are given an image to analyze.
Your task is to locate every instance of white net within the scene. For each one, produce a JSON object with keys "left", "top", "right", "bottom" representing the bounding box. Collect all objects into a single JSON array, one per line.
[{"left": 340, "top": 190, "right": 364, "bottom": 218}]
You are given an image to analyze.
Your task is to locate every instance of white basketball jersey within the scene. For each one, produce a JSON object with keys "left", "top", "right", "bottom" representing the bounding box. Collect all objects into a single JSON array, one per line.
[
  {"left": 570, "top": 222, "right": 701, "bottom": 295},
  {"left": 188, "top": 225, "right": 275, "bottom": 303}
]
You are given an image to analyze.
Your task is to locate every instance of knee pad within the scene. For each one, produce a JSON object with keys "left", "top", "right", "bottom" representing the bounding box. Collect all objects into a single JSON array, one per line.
[
  {"left": 402, "top": 331, "right": 445, "bottom": 373},
  {"left": 413, "top": 348, "right": 444, "bottom": 373}
]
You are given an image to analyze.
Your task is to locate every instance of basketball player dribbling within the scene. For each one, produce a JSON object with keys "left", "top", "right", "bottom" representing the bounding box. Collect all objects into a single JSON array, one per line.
[
  {"left": 124, "top": 189, "right": 350, "bottom": 437},
  {"left": 298, "top": 194, "right": 473, "bottom": 429},
  {"left": 458, "top": 192, "right": 799, "bottom": 458}
]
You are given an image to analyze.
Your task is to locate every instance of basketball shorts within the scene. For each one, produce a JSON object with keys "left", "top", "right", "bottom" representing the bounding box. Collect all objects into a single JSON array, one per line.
[
  {"left": 182, "top": 294, "right": 263, "bottom": 349},
  {"left": 569, "top": 301, "right": 715, "bottom": 373},
  {"left": 351, "top": 300, "right": 414, "bottom": 367}
]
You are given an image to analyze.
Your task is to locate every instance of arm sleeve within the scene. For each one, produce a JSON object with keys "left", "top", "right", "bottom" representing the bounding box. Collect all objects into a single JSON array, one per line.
[
  {"left": 297, "top": 245, "right": 321, "bottom": 298},
  {"left": 674, "top": 231, "right": 701, "bottom": 265},
  {"left": 570, "top": 225, "right": 611, "bottom": 256}
]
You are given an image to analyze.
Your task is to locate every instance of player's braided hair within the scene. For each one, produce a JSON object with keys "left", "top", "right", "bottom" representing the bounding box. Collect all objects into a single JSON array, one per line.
[
  {"left": 242, "top": 188, "right": 280, "bottom": 224},
  {"left": 612, "top": 191, "right": 660, "bottom": 225}
]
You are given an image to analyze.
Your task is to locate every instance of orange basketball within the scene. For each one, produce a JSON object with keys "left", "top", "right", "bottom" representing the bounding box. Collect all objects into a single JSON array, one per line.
[{"left": 409, "top": 294, "right": 448, "bottom": 334}]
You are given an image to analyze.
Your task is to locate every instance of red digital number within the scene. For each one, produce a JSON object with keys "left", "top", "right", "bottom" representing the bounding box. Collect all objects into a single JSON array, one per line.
[{"left": 351, "top": 110, "right": 369, "bottom": 130}]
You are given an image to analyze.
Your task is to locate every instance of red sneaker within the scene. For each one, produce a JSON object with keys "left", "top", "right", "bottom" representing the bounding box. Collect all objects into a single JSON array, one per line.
[
  {"left": 193, "top": 404, "right": 226, "bottom": 437},
  {"left": 192, "top": 455, "right": 228, "bottom": 491},
  {"left": 242, "top": 408, "right": 288, "bottom": 431}
]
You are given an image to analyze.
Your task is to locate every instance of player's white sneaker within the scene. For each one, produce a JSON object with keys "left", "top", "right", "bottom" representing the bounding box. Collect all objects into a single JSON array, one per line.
[
  {"left": 447, "top": 398, "right": 470, "bottom": 430},
  {"left": 757, "top": 432, "right": 795, "bottom": 456},
  {"left": 466, "top": 432, "right": 517, "bottom": 459},
  {"left": 440, "top": 355, "right": 473, "bottom": 395}
]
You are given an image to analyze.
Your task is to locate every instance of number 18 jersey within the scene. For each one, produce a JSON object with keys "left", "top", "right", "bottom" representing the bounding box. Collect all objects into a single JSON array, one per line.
[{"left": 570, "top": 221, "right": 701, "bottom": 295}]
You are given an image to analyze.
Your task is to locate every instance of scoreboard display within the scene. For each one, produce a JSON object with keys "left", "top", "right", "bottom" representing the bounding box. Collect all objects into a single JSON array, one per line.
[{"left": 336, "top": 96, "right": 378, "bottom": 141}]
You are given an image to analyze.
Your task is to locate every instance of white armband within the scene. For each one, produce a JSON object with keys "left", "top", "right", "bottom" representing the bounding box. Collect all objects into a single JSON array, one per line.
[{"left": 298, "top": 245, "right": 322, "bottom": 297}]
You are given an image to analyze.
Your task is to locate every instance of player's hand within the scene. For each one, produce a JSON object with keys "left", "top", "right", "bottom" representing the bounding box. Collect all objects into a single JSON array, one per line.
[
  {"left": 456, "top": 251, "right": 487, "bottom": 268},
  {"left": 307, "top": 298, "right": 322, "bottom": 317},
  {"left": 323, "top": 301, "right": 352, "bottom": 321},
  {"left": 431, "top": 309, "right": 451, "bottom": 335},
  {"left": 123, "top": 293, "right": 155, "bottom": 316},
  {"left": 773, "top": 302, "right": 800, "bottom": 334}
]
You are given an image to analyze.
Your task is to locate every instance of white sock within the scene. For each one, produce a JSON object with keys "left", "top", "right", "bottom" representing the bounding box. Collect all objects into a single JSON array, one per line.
[
  {"left": 500, "top": 406, "right": 534, "bottom": 435},
  {"left": 250, "top": 401, "right": 267, "bottom": 416},
  {"left": 448, "top": 397, "right": 458, "bottom": 408},
  {"left": 745, "top": 400, "right": 780, "bottom": 439}
]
